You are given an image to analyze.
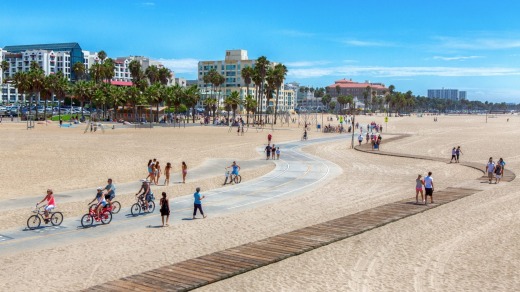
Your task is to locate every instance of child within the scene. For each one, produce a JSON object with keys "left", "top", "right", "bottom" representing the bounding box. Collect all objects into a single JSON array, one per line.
[
  {"left": 160, "top": 192, "right": 170, "bottom": 227},
  {"left": 276, "top": 147, "right": 281, "bottom": 160}
]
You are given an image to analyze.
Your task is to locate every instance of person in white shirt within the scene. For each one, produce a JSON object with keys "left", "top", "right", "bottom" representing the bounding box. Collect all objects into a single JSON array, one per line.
[
  {"left": 485, "top": 157, "right": 496, "bottom": 184},
  {"left": 424, "top": 172, "right": 434, "bottom": 205}
]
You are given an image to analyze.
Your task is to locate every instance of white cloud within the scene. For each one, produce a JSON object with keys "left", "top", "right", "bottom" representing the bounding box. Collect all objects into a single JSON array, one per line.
[
  {"left": 435, "top": 36, "right": 520, "bottom": 50},
  {"left": 433, "top": 55, "right": 483, "bottom": 61},
  {"left": 157, "top": 58, "right": 198, "bottom": 74},
  {"left": 287, "top": 65, "right": 520, "bottom": 79},
  {"left": 141, "top": 2, "right": 155, "bottom": 6},
  {"left": 342, "top": 40, "right": 394, "bottom": 47}
]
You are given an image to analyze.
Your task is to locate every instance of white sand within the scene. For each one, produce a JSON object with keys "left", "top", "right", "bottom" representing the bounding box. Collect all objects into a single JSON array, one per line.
[{"left": 1, "top": 115, "right": 519, "bottom": 291}]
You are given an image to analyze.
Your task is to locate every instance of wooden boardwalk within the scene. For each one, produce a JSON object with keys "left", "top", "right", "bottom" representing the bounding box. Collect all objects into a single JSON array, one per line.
[{"left": 88, "top": 135, "right": 515, "bottom": 292}]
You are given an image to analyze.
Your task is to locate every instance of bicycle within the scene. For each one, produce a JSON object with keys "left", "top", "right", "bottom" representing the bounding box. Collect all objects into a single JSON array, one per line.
[
  {"left": 130, "top": 194, "right": 156, "bottom": 216},
  {"left": 81, "top": 204, "right": 113, "bottom": 228},
  {"left": 88, "top": 200, "right": 121, "bottom": 214},
  {"left": 223, "top": 169, "right": 241, "bottom": 185},
  {"left": 27, "top": 205, "right": 64, "bottom": 230}
]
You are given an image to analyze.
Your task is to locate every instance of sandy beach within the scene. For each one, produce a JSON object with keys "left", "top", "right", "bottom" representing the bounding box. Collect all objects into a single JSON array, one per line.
[{"left": 0, "top": 114, "right": 519, "bottom": 291}]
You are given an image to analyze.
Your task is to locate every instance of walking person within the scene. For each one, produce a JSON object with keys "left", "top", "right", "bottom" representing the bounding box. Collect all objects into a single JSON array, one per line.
[
  {"left": 456, "top": 146, "right": 463, "bottom": 163},
  {"left": 271, "top": 144, "right": 276, "bottom": 159},
  {"left": 267, "top": 133, "right": 272, "bottom": 144},
  {"left": 276, "top": 147, "right": 281, "bottom": 160},
  {"left": 193, "top": 187, "right": 206, "bottom": 219},
  {"left": 494, "top": 161, "right": 503, "bottom": 184},
  {"left": 265, "top": 144, "right": 272, "bottom": 160},
  {"left": 415, "top": 174, "right": 425, "bottom": 204},
  {"left": 450, "top": 147, "right": 457, "bottom": 163},
  {"left": 424, "top": 172, "right": 434, "bottom": 205},
  {"left": 164, "top": 162, "right": 172, "bottom": 186},
  {"left": 182, "top": 161, "right": 188, "bottom": 183},
  {"left": 155, "top": 161, "right": 162, "bottom": 185},
  {"left": 358, "top": 133, "right": 363, "bottom": 146},
  {"left": 485, "top": 157, "right": 496, "bottom": 184},
  {"left": 159, "top": 192, "right": 170, "bottom": 227}
]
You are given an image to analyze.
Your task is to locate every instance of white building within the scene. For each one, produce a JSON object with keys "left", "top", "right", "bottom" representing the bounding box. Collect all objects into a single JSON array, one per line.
[{"left": 197, "top": 49, "right": 295, "bottom": 112}]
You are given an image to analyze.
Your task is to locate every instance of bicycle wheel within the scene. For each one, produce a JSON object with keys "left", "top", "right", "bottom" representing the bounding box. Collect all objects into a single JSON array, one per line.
[
  {"left": 110, "top": 201, "right": 121, "bottom": 214},
  {"left": 147, "top": 201, "right": 156, "bottom": 213},
  {"left": 234, "top": 175, "right": 242, "bottom": 184},
  {"left": 100, "top": 211, "right": 112, "bottom": 224},
  {"left": 130, "top": 203, "right": 141, "bottom": 216},
  {"left": 27, "top": 215, "right": 41, "bottom": 230},
  {"left": 81, "top": 214, "right": 93, "bottom": 228},
  {"left": 50, "top": 212, "right": 64, "bottom": 226}
]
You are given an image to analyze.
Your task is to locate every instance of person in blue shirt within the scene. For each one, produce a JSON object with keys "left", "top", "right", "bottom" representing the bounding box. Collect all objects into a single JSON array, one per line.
[
  {"left": 227, "top": 161, "right": 241, "bottom": 184},
  {"left": 193, "top": 187, "right": 206, "bottom": 219},
  {"left": 104, "top": 178, "right": 116, "bottom": 205}
]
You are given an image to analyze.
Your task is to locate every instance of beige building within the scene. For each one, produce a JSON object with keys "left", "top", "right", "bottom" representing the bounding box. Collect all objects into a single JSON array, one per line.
[{"left": 197, "top": 49, "right": 295, "bottom": 112}]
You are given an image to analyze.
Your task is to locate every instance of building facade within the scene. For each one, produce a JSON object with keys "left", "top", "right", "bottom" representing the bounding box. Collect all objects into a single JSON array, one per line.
[
  {"left": 427, "top": 89, "right": 460, "bottom": 100},
  {"left": 326, "top": 78, "right": 388, "bottom": 109},
  {"left": 197, "top": 49, "right": 296, "bottom": 112}
]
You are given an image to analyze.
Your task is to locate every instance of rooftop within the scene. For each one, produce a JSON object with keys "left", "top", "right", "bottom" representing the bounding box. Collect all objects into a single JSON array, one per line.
[{"left": 3, "top": 42, "right": 82, "bottom": 53}]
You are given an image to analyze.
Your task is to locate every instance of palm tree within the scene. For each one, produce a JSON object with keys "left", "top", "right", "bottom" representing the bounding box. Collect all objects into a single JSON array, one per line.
[
  {"left": 252, "top": 70, "right": 262, "bottom": 122},
  {"left": 98, "top": 50, "right": 107, "bottom": 64},
  {"left": 158, "top": 67, "right": 172, "bottom": 85},
  {"left": 227, "top": 91, "right": 241, "bottom": 122},
  {"left": 12, "top": 71, "right": 30, "bottom": 110},
  {"left": 89, "top": 63, "right": 103, "bottom": 84},
  {"left": 145, "top": 65, "right": 160, "bottom": 85},
  {"left": 272, "top": 63, "right": 287, "bottom": 124},
  {"left": 1, "top": 60, "right": 10, "bottom": 81},
  {"left": 102, "top": 58, "right": 115, "bottom": 83},
  {"left": 241, "top": 66, "right": 254, "bottom": 97},
  {"left": 265, "top": 67, "right": 277, "bottom": 119},
  {"left": 243, "top": 95, "right": 257, "bottom": 125},
  {"left": 321, "top": 95, "right": 332, "bottom": 108},
  {"left": 363, "top": 86, "right": 371, "bottom": 112},
  {"left": 51, "top": 71, "right": 69, "bottom": 120},
  {"left": 182, "top": 85, "right": 201, "bottom": 123},
  {"left": 109, "top": 85, "right": 126, "bottom": 121},
  {"left": 204, "top": 97, "right": 217, "bottom": 123},
  {"left": 144, "top": 83, "right": 161, "bottom": 122},
  {"left": 254, "top": 56, "right": 269, "bottom": 118},
  {"left": 128, "top": 60, "right": 143, "bottom": 83},
  {"left": 40, "top": 75, "right": 54, "bottom": 121},
  {"left": 127, "top": 86, "right": 143, "bottom": 122},
  {"left": 72, "top": 81, "right": 93, "bottom": 119},
  {"left": 28, "top": 62, "right": 45, "bottom": 121},
  {"left": 72, "top": 62, "right": 86, "bottom": 81}
]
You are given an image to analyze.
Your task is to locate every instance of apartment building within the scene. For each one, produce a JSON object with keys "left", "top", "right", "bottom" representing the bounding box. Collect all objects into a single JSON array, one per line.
[
  {"left": 326, "top": 78, "right": 389, "bottom": 109},
  {"left": 197, "top": 49, "right": 296, "bottom": 112}
]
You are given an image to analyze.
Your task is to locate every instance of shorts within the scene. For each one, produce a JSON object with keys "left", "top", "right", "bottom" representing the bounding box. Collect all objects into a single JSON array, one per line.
[
  {"left": 487, "top": 172, "right": 494, "bottom": 179},
  {"left": 415, "top": 188, "right": 423, "bottom": 191},
  {"left": 232, "top": 171, "right": 239, "bottom": 176},
  {"left": 425, "top": 188, "right": 433, "bottom": 196},
  {"left": 451, "top": 155, "right": 456, "bottom": 159},
  {"left": 45, "top": 205, "right": 55, "bottom": 211},
  {"left": 495, "top": 174, "right": 502, "bottom": 179},
  {"left": 105, "top": 194, "right": 115, "bottom": 201},
  {"left": 98, "top": 201, "right": 107, "bottom": 207}
]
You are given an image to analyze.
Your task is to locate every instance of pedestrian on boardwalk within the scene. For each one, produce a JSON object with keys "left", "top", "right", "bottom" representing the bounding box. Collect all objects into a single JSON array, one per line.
[
  {"left": 164, "top": 162, "right": 172, "bottom": 186},
  {"left": 366, "top": 132, "right": 369, "bottom": 144},
  {"left": 485, "top": 157, "right": 496, "bottom": 184},
  {"left": 182, "top": 161, "right": 188, "bottom": 183},
  {"left": 193, "top": 187, "right": 206, "bottom": 219},
  {"left": 424, "top": 172, "right": 434, "bottom": 205},
  {"left": 160, "top": 192, "right": 170, "bottom": 227},
  {"left": 267, "top": 133, "right": 272, "bottom": 144},
  {"left": 271, "top": 144, "right": 276, "bottom": 159},
  {"left": 498, "top": 158, "right": 506, "bottom": 170},
  {"left": 415, "top": 174, "right": 424, "bottom": 204},
  {"left": 358, "top": 133, "right": 363, "bottom": 146},
  {"left": 276, "top": 147, "right": 281, "bottom": 160},
  {"left": 265, "top": 144, "right": 272, "bottom": 160},
  {"left": 456, "top": 146, "right": 463, "bottom": 163},
  {"left": 494, "top": 161, "right": 503, "bottom": 184},
  {"left": 450, "top": 147, "right": 457, "bottom": 163}
]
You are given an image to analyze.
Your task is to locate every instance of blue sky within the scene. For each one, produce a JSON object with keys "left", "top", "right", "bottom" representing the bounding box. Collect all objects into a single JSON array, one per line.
[{"left": 1, "top": 0, "right": 520, "bottom": 102}]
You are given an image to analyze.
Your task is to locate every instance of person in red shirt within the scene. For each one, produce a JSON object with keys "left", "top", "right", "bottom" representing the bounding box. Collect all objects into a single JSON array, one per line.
[
  {"left": 38, "top": 189, "right": 56, "bottom": 223},
  {"left": 267, "top": 133, "right": 272, "bottom": 143}
]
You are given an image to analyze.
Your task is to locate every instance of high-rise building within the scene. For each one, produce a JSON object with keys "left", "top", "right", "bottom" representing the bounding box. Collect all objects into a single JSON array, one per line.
[
  {"left": 197, "top": 49, "right": 296, "bottom": 112},
  {"left": 458, "top": 91, "right": 467, "bottom": 100},
  {"left": 427, "top": 88, "right": 461, "bottom": 100}
]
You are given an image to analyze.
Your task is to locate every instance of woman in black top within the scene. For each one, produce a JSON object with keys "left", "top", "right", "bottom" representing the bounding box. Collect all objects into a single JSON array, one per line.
[{"left": 160, "top": 192, "right": 170, "bottom": 227}]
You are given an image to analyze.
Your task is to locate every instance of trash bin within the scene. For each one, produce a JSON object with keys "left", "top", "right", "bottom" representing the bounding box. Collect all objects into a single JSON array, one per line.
[{"left": 317, "top": 124, "right": 321, "bottom": 129}]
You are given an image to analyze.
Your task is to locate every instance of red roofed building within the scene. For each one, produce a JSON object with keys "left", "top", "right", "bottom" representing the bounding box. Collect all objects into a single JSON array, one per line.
[{"left": 326, "top": 78, "right": 389, "bottom": 110}]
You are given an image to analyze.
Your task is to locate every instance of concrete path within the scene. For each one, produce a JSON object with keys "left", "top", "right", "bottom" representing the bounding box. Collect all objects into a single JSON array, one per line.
[{"left": 0, "top": 134, "right": 348, "bottom": 256}]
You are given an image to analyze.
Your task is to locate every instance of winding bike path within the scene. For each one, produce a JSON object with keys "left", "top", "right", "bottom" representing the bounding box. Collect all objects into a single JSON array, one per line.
[{"left": 0, "top": 134, "right": 347, "bottom": 255}]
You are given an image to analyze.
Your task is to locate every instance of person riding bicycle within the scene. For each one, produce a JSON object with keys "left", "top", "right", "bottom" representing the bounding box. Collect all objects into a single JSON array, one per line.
[
  {"left": 135, "top": 179, "right": 153, "bottom": 210},
  {"left": 88, "top": 187, "right": 108, "bottom": 221},
  {"left": 226, "top": 161, "right": 241, "bottom": 184},
  {"left": 37, "top": 189, "right": 56, "bottom": 224},
  {"left": 104, "top": 178, "right": 116, "bottom": 205}
]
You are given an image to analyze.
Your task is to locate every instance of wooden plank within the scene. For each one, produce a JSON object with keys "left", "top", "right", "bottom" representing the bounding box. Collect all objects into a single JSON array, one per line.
[
  {"left": 174, "top": 261, "right": 229, "bottom": 279},
  {"left": 142, "top": 270, "right": 191, "bottom": 289},
  {"left": 156, "top": 266, "right": 208, "bottom": 285},
  {"left": 161, "top": 266, "right": 215, "bottom": 283},
  {"left": 129, "top": 273, "right": 185, "bottom": 291},
  {"left": 210, "top": 251, "right": 267, "bottom": 266}
]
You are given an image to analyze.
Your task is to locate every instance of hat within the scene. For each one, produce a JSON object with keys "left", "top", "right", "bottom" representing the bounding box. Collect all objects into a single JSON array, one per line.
[{"left": 97, "top": 187, "right": 103, "bottom": 191}]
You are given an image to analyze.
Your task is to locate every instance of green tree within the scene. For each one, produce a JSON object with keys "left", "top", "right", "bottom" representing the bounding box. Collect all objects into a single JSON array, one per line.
[
  {"left": 72, "top": 80, "right": 93, "bottom": 118},
  {"left": 227, "top": 90, "right": 241, "bottom": 122},
  {"left": 273, "top": 63, "right": 288, "bottom": 124},
  {"left": 254, "top": 56, "right": 270, "bottom": 118},
  {"left": 321, "top": 94, "right": 332, "bottom": 107},
  {"left": 127, "top": 86, "right": 143, "bottom": 122},
  {"left": 28, "top": 62, "right": 45, "bottom": 120},
  {"left": 1, "top": 60, "right": 10, "bottom": 81},
  {"left": 243, "top": 95, "right": 257, "bottom": 125},
  {"left": 72, "top": 62, "right": 86, "bottom": 81},
  {"left": 182, "top": 85, "right": 201, "bottom": 123}
]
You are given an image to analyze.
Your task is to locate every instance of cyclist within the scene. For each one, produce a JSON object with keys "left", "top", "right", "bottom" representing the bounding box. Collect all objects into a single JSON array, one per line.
[
  {"left": 37, "top": 189, "right": 56, "bottom": 224},
  {"left": 104, "top": 178, "right": 116, "bottom": 205},
  {"left": 135, "top": 179, "right": 153, "bottom": 210},
  {"left": 226, "top": 161, "right": 241, "bottom": 184},
  {"left": 88, "top": 187, "right": 107, "bottom": 221}
]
